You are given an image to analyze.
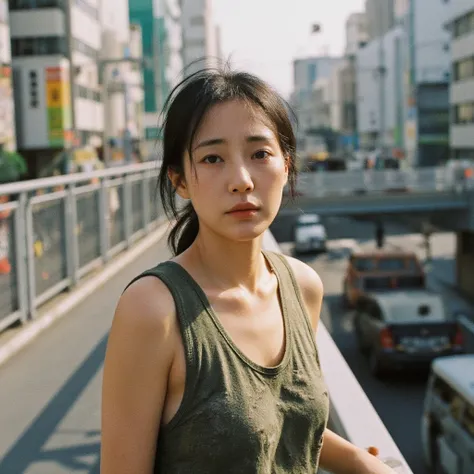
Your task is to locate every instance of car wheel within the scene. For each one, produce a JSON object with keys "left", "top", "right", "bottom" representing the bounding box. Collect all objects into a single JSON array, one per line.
[{"left": 430, "top": 431, "right": 446, "bottom": 474}]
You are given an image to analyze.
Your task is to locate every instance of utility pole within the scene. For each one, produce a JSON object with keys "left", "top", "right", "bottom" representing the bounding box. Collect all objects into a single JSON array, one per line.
[{"left": 377, "top": 0, "right": 386, "bottom": 151}]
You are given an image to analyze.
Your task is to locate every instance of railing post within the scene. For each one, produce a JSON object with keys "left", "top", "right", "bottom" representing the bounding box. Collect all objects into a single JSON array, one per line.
[
  {"left": 25, "top": 198, "right": 37, "bottom": 320},
  {"left": 15, "top": 192, "right": 29, "bottom": 323},
  {"left": 65, "top": 184, "right": 80, "bottom": 287},
  {"left": 142, "top": 172, "right": 151, "bottom": 232},
  {"left": 123, "top": 174, "right": 133, "bottom": 248},
  {"left": 99, "top": 179, "right": 110, "bottom": 263}
]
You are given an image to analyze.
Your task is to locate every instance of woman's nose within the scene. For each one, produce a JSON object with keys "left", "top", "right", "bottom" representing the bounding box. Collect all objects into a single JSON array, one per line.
[{"left": 228, "top": 166, "right": 254, "bottom": 193}]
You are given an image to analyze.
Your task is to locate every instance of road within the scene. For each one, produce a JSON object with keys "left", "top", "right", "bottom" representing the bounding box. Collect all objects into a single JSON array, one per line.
[{"left": 280, "top": 216, "right": 471, "bottom": 474}]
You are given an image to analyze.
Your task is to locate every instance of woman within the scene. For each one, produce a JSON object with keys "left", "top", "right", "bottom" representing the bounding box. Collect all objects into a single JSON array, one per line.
[{"left": 101, "top": 68, "right": 396, "bottom": 473}]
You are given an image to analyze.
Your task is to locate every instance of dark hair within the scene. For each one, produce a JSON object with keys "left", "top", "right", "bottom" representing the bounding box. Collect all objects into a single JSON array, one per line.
[{"left": 157, "top": 64, "right": 298, "bottom": 255}]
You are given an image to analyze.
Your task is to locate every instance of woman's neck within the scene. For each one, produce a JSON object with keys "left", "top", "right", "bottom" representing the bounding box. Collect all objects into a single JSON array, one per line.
[{"left": 182, "top": 229, "right": 268, "bottom": 292}]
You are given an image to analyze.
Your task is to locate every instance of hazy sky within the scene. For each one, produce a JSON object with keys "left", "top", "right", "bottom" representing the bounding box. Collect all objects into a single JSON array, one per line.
[{"left": 213, "top": 0, "right": 365, "bottom": 98}]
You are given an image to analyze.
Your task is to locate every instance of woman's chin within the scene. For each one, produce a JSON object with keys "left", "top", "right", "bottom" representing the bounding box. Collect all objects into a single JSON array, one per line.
[{"left": 225, "top": 221, "right": 270, "bottom": 243}]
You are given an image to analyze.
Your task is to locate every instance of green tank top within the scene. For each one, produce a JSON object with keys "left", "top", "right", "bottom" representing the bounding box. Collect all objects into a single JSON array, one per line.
[{"left": 128, "top": 250, "right": 329, "bottom": 474}]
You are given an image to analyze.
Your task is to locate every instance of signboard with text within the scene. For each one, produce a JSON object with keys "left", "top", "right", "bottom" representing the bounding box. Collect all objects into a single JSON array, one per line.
[{"left": 45, "top": 66, "right": 72, "bottom": 147}]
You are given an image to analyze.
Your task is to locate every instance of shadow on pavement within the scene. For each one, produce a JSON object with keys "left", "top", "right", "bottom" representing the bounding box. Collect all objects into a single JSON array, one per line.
[{"left": 0, "top": 334, "right": 108, "bottom": 473}]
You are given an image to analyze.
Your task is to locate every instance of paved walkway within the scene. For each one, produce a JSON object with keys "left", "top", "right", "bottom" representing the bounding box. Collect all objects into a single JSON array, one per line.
[{"left": 0, "top": 234, "right": 170, "bottom": 474}]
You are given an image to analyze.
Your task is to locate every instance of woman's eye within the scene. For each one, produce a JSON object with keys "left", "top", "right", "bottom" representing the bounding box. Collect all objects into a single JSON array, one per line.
[
  {"left": 202, "top": 155, "right": 222, "bottom": 164},
  {"left": 253, "top": 150, "right": 270, "bottom": 160}
]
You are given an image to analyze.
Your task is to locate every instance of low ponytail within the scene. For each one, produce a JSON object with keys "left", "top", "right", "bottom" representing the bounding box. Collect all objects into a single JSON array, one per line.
[{"left": 168, "top": 201, "right": 199, "bottom": 255}]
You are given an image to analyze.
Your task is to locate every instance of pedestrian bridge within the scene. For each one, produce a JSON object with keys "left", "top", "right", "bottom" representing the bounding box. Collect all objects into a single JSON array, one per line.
[
  {"left": 0, "top": 162, "right": 416, "bottom": 473},
  {"left": 281, "top": 168, "right": 473, "bottom": 231}
]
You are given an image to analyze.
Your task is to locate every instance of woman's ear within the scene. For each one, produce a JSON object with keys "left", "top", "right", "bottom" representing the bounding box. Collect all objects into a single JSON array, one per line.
[{"left": 168, "top": 168, "right": 191, "bottom": 199}]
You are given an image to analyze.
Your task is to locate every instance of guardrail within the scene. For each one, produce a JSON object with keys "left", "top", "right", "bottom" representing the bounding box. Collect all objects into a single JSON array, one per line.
[
  {"left": 0, "top": 161, "right": 162, "bottom": 333},
  {"left": 262, "top": 231, "right": 412, "bottom": 474},
  {"left": 294, "top": 167, "right": 474, "bottom": 198}
]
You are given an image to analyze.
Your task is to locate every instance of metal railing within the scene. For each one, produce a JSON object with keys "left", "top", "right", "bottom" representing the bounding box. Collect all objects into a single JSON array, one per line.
[
  {"left": 0, "top": 161, "right": 163, "bottom": 333},
  {"left": 262, "top": 231, "right": 412, "bottom": 474},
  {"left": 294, "top": 167, "right": 474, "bottom": 198}
]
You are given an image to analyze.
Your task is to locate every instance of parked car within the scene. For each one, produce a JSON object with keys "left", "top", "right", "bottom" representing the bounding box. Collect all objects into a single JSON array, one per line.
[
  {"left": 353, "top": 290, "right": 464, "bottom": 377},
  {"left": 421, "top": 354, "right": 474, "bottom": 474},
  {"left": 342, "top": 250, "right": 425, "bottom": 308},
  {"left": 293, "top": 214, "right": 327, "bottom": 254}
]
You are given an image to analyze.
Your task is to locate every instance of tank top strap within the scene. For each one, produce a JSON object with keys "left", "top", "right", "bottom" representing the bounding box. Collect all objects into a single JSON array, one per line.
[
  {"left": 262, "top": 250, "right": 321, "bottom": 362},
  {"left": 262, "top": 250, "right": 307, "bottom": 316}
]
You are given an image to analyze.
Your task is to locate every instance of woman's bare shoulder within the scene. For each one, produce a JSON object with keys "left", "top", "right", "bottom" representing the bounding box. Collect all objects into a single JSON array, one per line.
[
  {"left": 108, "top": 275, "right": 179, "bottom": 363},
  {"left": 116, "top": 275, "right": 177, "bottom": 331}
]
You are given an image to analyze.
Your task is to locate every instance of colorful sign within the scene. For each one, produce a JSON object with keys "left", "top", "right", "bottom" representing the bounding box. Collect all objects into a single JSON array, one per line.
[
  {"left": 45, "top": 66, "right": 72, "bottom": 147},
  {"left": 0, "top": 66, "right": 16, "bottom": 151}
]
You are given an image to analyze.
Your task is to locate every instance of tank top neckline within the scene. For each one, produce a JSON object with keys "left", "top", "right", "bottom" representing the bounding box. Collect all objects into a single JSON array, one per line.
[{"left": 166, "top": 250, "right": 292, "bottom": 376}]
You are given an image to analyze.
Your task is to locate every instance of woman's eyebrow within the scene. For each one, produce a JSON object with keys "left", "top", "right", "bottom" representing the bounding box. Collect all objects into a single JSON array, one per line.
[{"left": 194, "top": 135, "right": 273, "bottom": 150}]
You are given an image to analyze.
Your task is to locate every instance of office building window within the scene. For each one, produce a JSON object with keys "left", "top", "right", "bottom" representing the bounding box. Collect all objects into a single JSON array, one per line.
[
  {"left": 73, "top": 38, "right": 98, "bottom": 60},
  {"left": 453, "top": 10, "right": 474, "bottom": 38},
  {"left": 8, "top": 0, "right": 63, "bottom": 10},
  {"left": 74, "top": 0, "right": 98, "bottom": 20},
  {"left": 454, "top": 56, "right": 474, "bottom": 81},
  {"left": 453, "top": 102, "right": 474, "bottom": 124},
  {"left": 190, "top": 15, "right": 204, "bottom": 26},
  {"left": 12, "top": 36, "right": 67, "bottom": 56},
  {"left": 308, "top": 63, "right": 317, "bottom": 87},
  {"left": 76, "top": 84, "right": 102, "bottom": 102}
]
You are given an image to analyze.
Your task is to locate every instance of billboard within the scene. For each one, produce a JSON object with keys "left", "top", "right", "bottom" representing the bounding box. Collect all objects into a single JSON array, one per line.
[
  {"left": 45, "top": 66, "right": 73, "bottom": 147},
  {"left": 0, "top": 66, "right": 15, "bottom": 151}
]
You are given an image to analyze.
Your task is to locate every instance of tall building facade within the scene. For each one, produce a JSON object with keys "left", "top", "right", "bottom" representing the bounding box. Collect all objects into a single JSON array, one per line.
[
  {"left": 357, "top": 0, "right": 450, "bottom": 166},
  {"left": 445, "top": 1, "right": 474, "bottom": 161},
  {"left": 8, "top": 0, "right": 141, "bottom": 175},
  {"left": 129, "top": 0, "right": 183, "bottom": 154},
  {"left": 399, "top": 0, "right": 451, "bottom": 166},
  {"left": 345, "top": 13, "right": 369, "bottom": 56},
  {"left": 290, "top": 56, "right": 343, "bottom": 149},
  {"left": 365, "top": 0, "right": 395, "bottom": 40},
  {"left": 0, "top": 0, "right": 15, "bottom": 152},
  {"left": 181, "top": 0, "right": 220, "bottom": 75}
]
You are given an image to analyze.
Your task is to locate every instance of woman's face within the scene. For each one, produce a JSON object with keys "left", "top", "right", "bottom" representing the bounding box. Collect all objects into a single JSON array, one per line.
[{"left": 170, "top": 99, "right": 289, "bottom": 243}]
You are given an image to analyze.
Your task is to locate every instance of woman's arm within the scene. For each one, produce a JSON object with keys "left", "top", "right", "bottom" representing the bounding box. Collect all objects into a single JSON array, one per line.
[
  {"left": 286, "top": 257, "right": 396, "bottom": 473},
  {"left": 319, "top": 429, "right": 396, "bottom": 473},
  {"left": 100, "top": 276, "right": 177, "bottom": 474}
]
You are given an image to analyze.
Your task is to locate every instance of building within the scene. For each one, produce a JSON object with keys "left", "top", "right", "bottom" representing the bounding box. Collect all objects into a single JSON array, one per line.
[
  {"left": 356, "top": 26, "right": 405, "bottom": 150},
  {"left": 357, "top": 0, "right": 451, "bottom": 166},
  {"left": 0, "top": 0, "right": 15, "bottom": 152},
  {"left": 181, "top": 0, "right": 220, "bottom": 75},
  {"left": 291, "top": 56, "right": 343, "bottom": 143},
  {"left": 338, "top": 12, "right": 369, "bottom": 150},
  {"left": 365, "top": 0, "right": 395, "bottom": 40},
  {"left": 129, "top": 0, "right": 183, "bottom": 155},
  {"left": 399, "top": 0, "right": 451, "bottom": 166},
  {"left": 8, "top": 0, "right": 142, "bottom": 176},
  {"left": 445, "top": 1, "right": 474, "bottom": 161},
  {"left": 346, "top": 13, "right": 369, "bottom": 56}
]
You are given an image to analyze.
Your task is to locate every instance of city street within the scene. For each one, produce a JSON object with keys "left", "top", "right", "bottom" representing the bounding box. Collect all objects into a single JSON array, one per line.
[{"left": 280, "top": 217, "right": 470, "bottom": 474}]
